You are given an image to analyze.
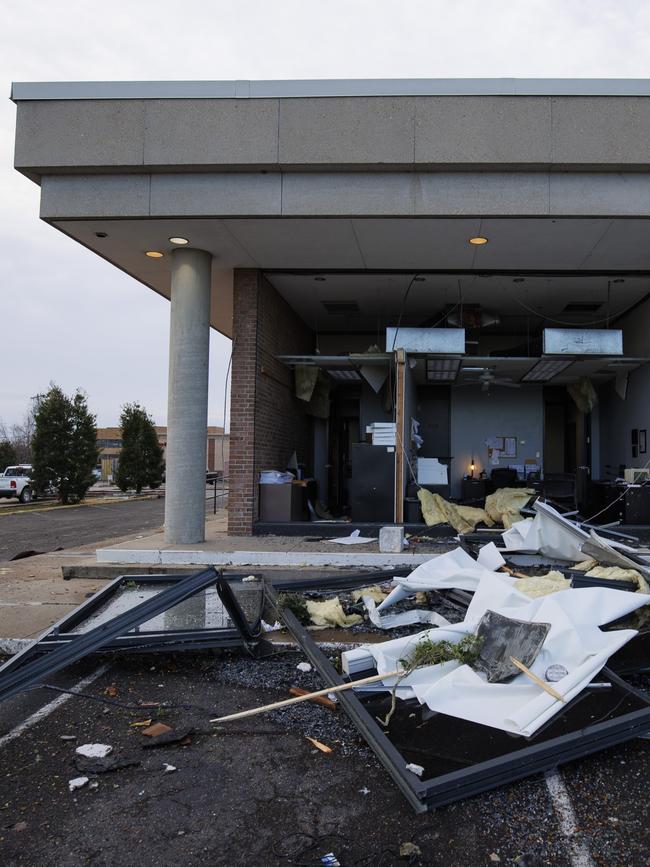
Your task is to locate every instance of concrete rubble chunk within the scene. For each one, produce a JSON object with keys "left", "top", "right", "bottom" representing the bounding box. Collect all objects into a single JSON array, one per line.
[{"left": 379, "top": 526, "right": 405, "bottom": 553}]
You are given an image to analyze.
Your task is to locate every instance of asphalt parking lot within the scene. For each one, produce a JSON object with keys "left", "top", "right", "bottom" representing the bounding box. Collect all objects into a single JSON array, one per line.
[
  {"left": 0, "top": 497, "right": 169, "bottom": 561},
  {"left": 1, "top": 649, "right": 649, "bottom": 866}
]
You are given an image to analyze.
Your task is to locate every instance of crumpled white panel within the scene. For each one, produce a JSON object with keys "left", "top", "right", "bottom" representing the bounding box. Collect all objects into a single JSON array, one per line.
[
  {"left": 377, "top": 546, "right": 502, "bottom": 611},
  {"left": 501, "top": 501, "right": 588, "bottom": 561}
]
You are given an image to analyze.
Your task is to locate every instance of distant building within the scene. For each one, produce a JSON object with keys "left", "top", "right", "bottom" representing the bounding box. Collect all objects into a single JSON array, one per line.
[{"left": 96, "top": 426, "right": 229, "bottom": 481}]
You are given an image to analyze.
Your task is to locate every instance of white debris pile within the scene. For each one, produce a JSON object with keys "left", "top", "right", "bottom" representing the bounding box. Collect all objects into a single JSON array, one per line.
[
  {"left": 376, "top": 543, "right": 505, "bottom": 612},
  {"left": 500, "top": 500, "right": 589, "bottom": 561},
  {"left": 343, "top": 571, "right": 650, "bottom": 737}
]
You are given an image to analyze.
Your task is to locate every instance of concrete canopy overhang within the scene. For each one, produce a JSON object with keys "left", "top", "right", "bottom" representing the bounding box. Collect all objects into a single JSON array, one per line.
[{"left": 11, "top": 79, "right": 650, "bottom": 340}]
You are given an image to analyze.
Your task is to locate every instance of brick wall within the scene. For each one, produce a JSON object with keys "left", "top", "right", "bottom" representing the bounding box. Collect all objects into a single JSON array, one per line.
[{"left": 228, "top": 270, "right": 313, "bottom": 535}]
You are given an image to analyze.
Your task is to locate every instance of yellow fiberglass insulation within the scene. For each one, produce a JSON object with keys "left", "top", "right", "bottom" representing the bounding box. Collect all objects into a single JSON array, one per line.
[
  {"left": 484, "top": 487, "right": 536, "bottom": 529},
  {"left": 573, "top": 558, "right": 599, "bottom": 572},
  {"left": 584, "top": 566, "right": 650, "bottom": 594},
  {"left": 514, "top": 571, "right": 572, "bottom": 598},
  {"left": 350, "top": 585, "right": 388, "bottom": 604},
  {"left": 417, "top": 489, "right": 494, "bottom": 534},
  {"left": 305, "top": 597, "right": 363, "bottom": 628}
]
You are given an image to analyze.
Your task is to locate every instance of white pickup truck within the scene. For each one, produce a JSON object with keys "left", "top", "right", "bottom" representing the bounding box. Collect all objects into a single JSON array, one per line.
[{"left": 0, "top": 465, "right": 34, "bottom": 503}]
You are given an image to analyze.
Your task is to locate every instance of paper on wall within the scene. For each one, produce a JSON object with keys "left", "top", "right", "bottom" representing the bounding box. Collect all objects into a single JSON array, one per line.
[{"left": 417, "top": 458, "right": 448, "bottom": 485}]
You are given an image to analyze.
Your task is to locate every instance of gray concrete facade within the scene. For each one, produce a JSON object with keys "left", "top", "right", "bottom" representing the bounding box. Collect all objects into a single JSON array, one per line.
[
  {"left": 15, "top": 93, "right": 650, "bottom": 175},
  {"left": 38, "top": 171, "right": 650, "bottom": 219},
  {"left": 164, "top": 248, "right": 212, "bottom": 544}
]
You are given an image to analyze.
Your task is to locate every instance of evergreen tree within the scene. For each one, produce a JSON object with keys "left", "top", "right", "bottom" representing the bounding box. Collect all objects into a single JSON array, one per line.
[
  {"left": 0, "top": 440, "right": 18, "bottom": 470},
  {"left": 31, "top": 384, "right": 98, "bottom": 504},
  {"left": 115, "top": 403, "right": 165, "bottom": 494}
]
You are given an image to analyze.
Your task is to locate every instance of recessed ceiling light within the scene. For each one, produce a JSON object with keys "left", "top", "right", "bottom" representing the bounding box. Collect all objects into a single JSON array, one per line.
[
  {"left": 469, "top": 236, "right": 488, "bottom": 246},
  {"left": 169, "top": 237, "right": 189, "bottom": 245},
  {"left": 94, "top": 231, "right": 108, "bottom": 239},
  {"left": 145, "top": 251, "right": 164, "bottom": 258}
]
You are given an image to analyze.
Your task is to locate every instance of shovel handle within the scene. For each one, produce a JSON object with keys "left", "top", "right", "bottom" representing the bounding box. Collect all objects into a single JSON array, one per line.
[
  {"left": 210, "top": 668, "right": 402, "bottom": 723},
  {"left": 510, "top": 656, "right": 565, "bottom": 702}
]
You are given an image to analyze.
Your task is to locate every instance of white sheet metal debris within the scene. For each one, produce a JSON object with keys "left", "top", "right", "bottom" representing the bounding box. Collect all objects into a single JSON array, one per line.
[
  {"left": 377, "top": 546, "right": 502, "bottom": 610},
  {"left": 344, "top": 572, "right": 649, "bottom": 736},
  {"left": 500, "top": 500, "right": 589, "bottom": 561},
  {"left": 330, "top": 530, "right": 375, "bottom": 545},
  {"left": 75, "top": 743, "right": 113, "bottom": 759},
  {"left": 363, "top": 596, "right": 450, "bottom": 629}
]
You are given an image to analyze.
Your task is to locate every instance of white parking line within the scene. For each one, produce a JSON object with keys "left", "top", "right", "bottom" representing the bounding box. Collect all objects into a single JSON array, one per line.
[
  {"left": 545, "top": 770, "right": 595, "bottom": 867},
  {"left": 0, "top": 664, "right": 109, "bottom": 749}
]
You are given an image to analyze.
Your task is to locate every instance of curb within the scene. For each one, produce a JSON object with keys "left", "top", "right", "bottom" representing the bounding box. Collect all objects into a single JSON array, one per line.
[
  {"left": 96, "top": 548, "right": 438, "bottom": 568},
  {"left": 0, "top": 638, "right": 34, "bottom": 656}
]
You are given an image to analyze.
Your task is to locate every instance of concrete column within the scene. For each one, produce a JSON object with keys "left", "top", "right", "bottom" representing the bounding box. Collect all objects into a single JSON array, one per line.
[{"left": 164, "top": 248, "right": 212, "bottom": 544}]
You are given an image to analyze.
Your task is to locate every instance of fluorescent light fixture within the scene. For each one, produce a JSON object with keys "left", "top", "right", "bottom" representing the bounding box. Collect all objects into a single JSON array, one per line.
[
  {"left": 543, "top": 328, "right": 623, "bottom": 356},
  {"left": 327, "top": 369, "right": 362, "bottom": 381},
  {"left": 521, "top": 359, "right": 573, "bottom": 382},
  {"left": 426, "top": 357, "right": 461, "bottom": 382},
  {"left": 145, "top": 251, "right": 164, "bottom": 258},
  {"left": 386, "top": 327, "right": 465, "bottom": 353},
  {"left": 169, "top": 237, "right": 189, "bottom": 245},
  {"left": 469, "top": 236, "right": 488, "bottom": 245}
]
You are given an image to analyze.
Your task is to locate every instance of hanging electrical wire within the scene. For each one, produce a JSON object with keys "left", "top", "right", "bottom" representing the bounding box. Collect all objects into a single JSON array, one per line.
[
  {"left": 390, "top": 273, "right": 422, "bottom": 350},
  {"left": 499, "top": 277, "right": 648, "bottom": 327}
]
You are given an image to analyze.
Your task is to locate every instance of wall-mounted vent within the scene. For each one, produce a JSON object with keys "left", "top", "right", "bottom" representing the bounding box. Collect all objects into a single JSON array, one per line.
[
  {"left": 322, "top": 300, "right": 360, "bottom": 315},
  {"left": 563, "top": 302, "right": 602, "bottom": 312}
]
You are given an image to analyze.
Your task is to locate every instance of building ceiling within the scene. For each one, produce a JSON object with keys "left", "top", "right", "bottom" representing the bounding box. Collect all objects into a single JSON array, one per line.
[
  {"left": 267, "top": 271, "right": 650, "bottom": 334},
  {"left": 53, "top": 216, "right": 650, "bottom": 338}
]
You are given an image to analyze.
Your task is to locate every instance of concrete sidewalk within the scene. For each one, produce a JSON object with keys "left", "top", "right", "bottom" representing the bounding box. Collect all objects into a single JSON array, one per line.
[
  {"left": 0, "top": 522, "right": 183, "bottom": 645},
  {"left": 0, "top": 509, "right": 451, "bottom": 644},
  {"left": 97, "top": 509, "right": 453, "bottom": 568}
]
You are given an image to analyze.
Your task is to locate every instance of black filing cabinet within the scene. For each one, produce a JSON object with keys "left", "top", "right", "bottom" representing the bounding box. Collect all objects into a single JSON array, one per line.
[
  {"left": 349, "top": 443, "right": 395, "bottom": 522},
  {"left": 461, "top": 478, "right": 487, "bottom": 502},
  {"left": 622, "top": 485, "right": 650, "bottom": 523}
]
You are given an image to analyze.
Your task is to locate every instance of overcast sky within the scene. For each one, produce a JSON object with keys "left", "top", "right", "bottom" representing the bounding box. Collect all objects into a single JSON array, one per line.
[{"left": 2, "top": 0, "right": 650, "bottom": 429}]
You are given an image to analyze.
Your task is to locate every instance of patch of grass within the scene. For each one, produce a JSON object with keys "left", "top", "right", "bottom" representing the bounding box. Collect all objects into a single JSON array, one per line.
[
  {"left": 399, "top": 633, "right": 483, "bottom": 673},
  {"left": 380, "top": 633, "right": 484, "bottom": 727},
  {"left": 277, "top": 592, "right": 311, "bottom": 626}
]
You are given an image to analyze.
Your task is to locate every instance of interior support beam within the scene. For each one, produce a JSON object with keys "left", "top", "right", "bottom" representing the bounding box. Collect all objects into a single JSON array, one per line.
[{"left": 395, "top": 348, "right": 406, "bottom": 524}]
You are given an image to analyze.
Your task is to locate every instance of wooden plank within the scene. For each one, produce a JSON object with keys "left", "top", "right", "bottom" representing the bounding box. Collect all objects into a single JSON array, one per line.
[{"left": 395, "top": 348, "right": 406, "bottom": 524}]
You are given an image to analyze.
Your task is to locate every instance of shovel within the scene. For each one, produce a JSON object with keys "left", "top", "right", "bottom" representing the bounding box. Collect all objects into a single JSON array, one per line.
[{"left": 472, "top": 609, "right": 551, "bottom": 684}]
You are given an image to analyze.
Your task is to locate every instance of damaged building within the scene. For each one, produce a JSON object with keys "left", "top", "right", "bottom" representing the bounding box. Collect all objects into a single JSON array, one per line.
[{"left": 10, "top": 78, "right": 650, "bottom": 542}]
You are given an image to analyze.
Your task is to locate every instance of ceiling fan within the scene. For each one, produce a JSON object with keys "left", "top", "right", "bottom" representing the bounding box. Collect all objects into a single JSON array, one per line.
[{"left": 459, "top": 367, "right": 521, "bottom": 392}]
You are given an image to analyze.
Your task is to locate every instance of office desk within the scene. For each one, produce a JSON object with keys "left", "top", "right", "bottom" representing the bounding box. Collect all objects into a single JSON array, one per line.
[{"left": 461, "top": 478, "right": 487, "bottom": 502}]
